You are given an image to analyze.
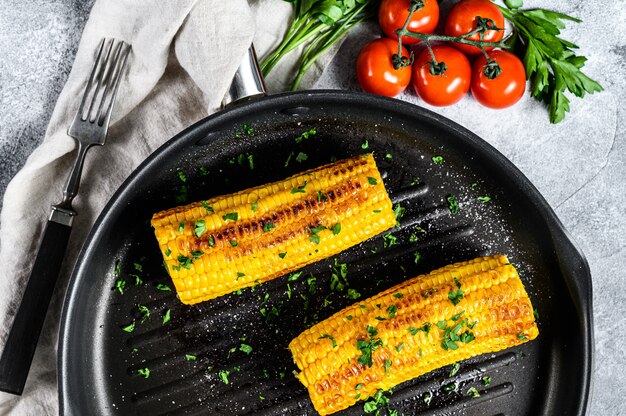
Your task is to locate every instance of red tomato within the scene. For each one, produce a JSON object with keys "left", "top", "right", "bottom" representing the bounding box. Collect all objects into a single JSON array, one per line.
[
  {"left": 471, "top": 50, "right": 526, "bottom": 109},
  {"left": 379, "top": 0, "right": 439, "bottom": 44},
  {"left": 445, "top": 0, "right": 505, "bottom": 55},
  {"left": 412, "top": 45, "right": 471, "bottom": 106},
  {"left": 356, "top": 38, "right": 412, "bottom": 97}
]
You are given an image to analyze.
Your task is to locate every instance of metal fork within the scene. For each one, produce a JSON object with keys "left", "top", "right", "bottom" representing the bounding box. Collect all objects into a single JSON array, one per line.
[{"left": 0, "top": 38, "right": 130, "bottom": 395}]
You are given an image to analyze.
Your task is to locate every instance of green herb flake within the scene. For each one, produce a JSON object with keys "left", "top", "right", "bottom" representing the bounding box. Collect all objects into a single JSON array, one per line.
[
  {"left": 447, "top": 194, "right": 459, "bottom": 215},
  {"left": 319, "top": 334, "right": 338, "bottom": 349},
  {"left": 467, "top": 387, "right": 481, "bottom": 398},
  {"left": 373, "top": 209, "right": 382, "bottom": 213},
  {"left": 262, "top": 222, "right": 276, "bottom": 233},
  {"left": 194, "top": 220, "right": 207, "bottom": 238},
  {"left": 185, "top": 354, "right": 197, "bottom": 361},
  {"left": 361, "top": 139, "right": 369, "bottom": 149},
  {"left": 346, "top": 315, "right": 353, "bottom": 321},
  {"left": 251, "top": 201, "right": 258, "bottom": 211},
  {"left": 284, "top": 151, "right": 294, "bottom": 167},
  {"left": 383, "top": 233, "right": 397, "bottom": 248},
  {"left": 317, "top": 190, "right": 328, "bottom": 202},
  {"left": 240, "top": 343, "right": 253, "bottom": 355},
  {"left": 156, "top": 283, "right": 171, "bottom": 291},
  {"left": 356, "top": 325, "right": 384, "bottom": 368},
  {"left": 201, "top": 201, "right": 214, "bottom": 213},
  {"left": 393, "top": 293, "right": 403, "bottom": 299},
  {"left": 385, "top": 153, "right": 393, "bottom": 159},
  {"left": 218, "top": 370, "right": 230, "bottom": 384},
  {"left": 346, "top": 288, "right": 361, "bottom": 300},
  {"left": 449, "top": 362, "right": 461, "bottom": 377},
  {"left": 393, "top": 204, "right": 406, "bottom": 224},
  {"left": 222, "top": 212, "right": 238, "bottom": 222},
  {"left": 482, "top": 376, "right": 492, "bottom": 386},
  {"left": 442, "top": 382, "right": 457, "bottom": 392},
  {"left": 178, "top": 255, "right": 192, "bottom": 270},
  {"left": 291, "top": 181, "right": 308, "bottom": 194},
  {"left": 414, "top": 251, "right": 422, "bottom": 264},
  {"left": 331, "top": 223, "right": 342, "bottom": 235},
  {"left": 278, "top": 252, "right": 287, "bottom": 259},
  {"left": 178, "top": 221, "right": 185, "bottom": 234},
  {"left": 163, "top": 309, "right": 171, "bottom": 324},
  {"left": 121, "top": 321, "right": 135, "bottom": 333},
  {"left": 384, "top": 359, "right": 392, "bottom": 376},
  {"left": 164, "top": 248, "right": 172, "bottom": 257},
  {"left": 137, "top": 368, "right": 150, "bottom": 379},
  {"left": 177, "top": 171, "right": 187, "bottom": 183},
  {"left": 288, "top": 271, "right": 303, "bottom": 281},
  {"left": 395, "top": 343, "right": 404, "bottom": 353},
  {"left": 432, "top": 155, "right": 444, "bottom": 165},
  {"left": 229, "top": 240, "right": 238, "bottom": 247},
  {"left": 243, "top": 123, "right": 254, "bottom": 136},
  {"left": 294, "top": 128, "right": 316, "bottom": 143},
  {"left": 114, "top": 278, "right": 127, "bottom": 295},
  {"left": 386, "top": 304, "right": 398, "bottom": 318},
  {"left": 477, "top": 195, "right": 492, "bottom": 203},
  {"left": 295, "top": 152, "right": 308, "bottom": 163},
  {"left": 367, "top": 177, "right": 378, "bottom": 186},
  {"left": 137, "top": 304, "right": 150, "bottom": 323},
  {"left": 518, "top": 332, "right": 528, "bottom": 341},
  {"left": 207, "top": 236, "right": 215, "bottom": 247}
]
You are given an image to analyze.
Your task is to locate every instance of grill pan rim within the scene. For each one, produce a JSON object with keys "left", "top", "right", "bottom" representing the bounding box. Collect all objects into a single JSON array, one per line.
[{"left": 58, "top": 90, "right": 593, "bottom": 415}]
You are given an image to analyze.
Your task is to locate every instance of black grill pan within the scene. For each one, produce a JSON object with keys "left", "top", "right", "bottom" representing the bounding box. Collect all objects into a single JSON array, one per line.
[{"left": 58, "top": 91, "right": 593, "bottom": 415}]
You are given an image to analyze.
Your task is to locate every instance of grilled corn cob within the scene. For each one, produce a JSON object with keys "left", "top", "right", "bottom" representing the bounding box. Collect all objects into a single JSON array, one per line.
[
  {"left": 151, "top": 154, "right": 395, "bottom": 305},
  {"left": 289, "top": 255, "right": 538, "bottom": 415}
]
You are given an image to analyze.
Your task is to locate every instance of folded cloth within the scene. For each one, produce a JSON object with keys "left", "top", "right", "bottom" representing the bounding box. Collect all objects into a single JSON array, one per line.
[{"left": 0, "top": 0, "right": 345, "bottom": 413}]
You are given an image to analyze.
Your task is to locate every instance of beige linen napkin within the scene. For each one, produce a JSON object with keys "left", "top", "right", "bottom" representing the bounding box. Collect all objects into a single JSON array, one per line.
[{"left": 0, "top": 0, "right": 347, "bottom": 413}]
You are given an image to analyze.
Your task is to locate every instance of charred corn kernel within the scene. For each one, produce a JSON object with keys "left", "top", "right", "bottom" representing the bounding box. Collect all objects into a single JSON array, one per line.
[
  {"left": 151, "top": 154, "right": 395, "bottom": 305},
  {"left": 288, "top": 255, "right": 539, "bottom": 415}
]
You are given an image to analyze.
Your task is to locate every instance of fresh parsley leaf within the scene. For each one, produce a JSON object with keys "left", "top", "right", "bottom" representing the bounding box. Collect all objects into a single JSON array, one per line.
[
  {"left": 331, "top": 223, "right": 341, "bottom": 235},
  {"left": 156, "top": 283, "right": 171, "bottom": 291},
  {"left": 222, "top": 212, "right": 238, "bottom": 221},
  {"left": 346, "top": 288, "right": 361, "bottom": 300},
  {"left": 448, "top": 289, "right": 464, "bottom": 305},
  {"left": 121, "top": 321, "right": 135, "bottom": 333},
  {"left": 518, "top": 332, "right": 528, "bottom": 341},
  {"left": 164, "top": 248, "right": 171, "bottom": 257},
  {"left": 194, "top": 220, "right": 206, "bottom": 237},
  {"left": 395, "top": 343, "right": 404, "bottom": 352},
  {"left": 386, "top": 304, "right": 397, "bottom": 318},
  {"left": 177, "top": 171, "right": 187, "bottom": 183},
  {"left": 385, "top": 153, "right": 393, "bottom": 159},
  {"left": 477, "top": 195, "right": 492, "bottom": 203},
  {"left": 163, "top": 309, "right": 171, "bottom": 324},
  {"left": 393, "top": 293, "right": 403, "bottom": 299},
  {"left": 467, "top": 387, "right": 481, "bottom": 398},
  {"left": 262, "top": 222, "right": 276, "bottom": 232},
  {"left": 383, "top": 233, "right": 397, "bottom": 248},
  {"left": 393, "top": 204, "right": 405, "bottom": 224},
  {"left": 482, "top": 376, "right": 492, "bottom": 386},
  {"left": 414, "top": 251, "right": 422, "bottom": 264},
  {"left": 295, "top": 152, "right": 308, "bottom": 163},
  {"left": 251, "top": 201, "right": 258, "bottom": 211},
  {"left": 178, "top": 255, "right": 192, "bottom": 269},
  {"left": 218, "top": 370, "right": 230, "bottom": 384},
  {"left": 294, "top": 128, "right": 316, "bottom": 143},
  {"left": 291, "top": 181, "right": 307, "bottom": 194},
  {"left": 432, "top": 155, "right": 444, "bottom": 165},
  {"left": 240, "top": 344, "right": 253, "bottom": 355},
  {"left": 384, "top": 359, "right": 392, "bottom": 376},
  {"left": 361, "top": 139, "right": 369, "bottom": 149},
  {"left": 178, "top": 221, "right": 185, "bottom": 234},
  {"left": 137, "top": 368, "right": 150, "bottom": 379},
  {"left": 201, "top": 201, "right": 214, "bottom": 213},
  {"left": 447, "top": 194, "right": 459, "bottom": 215},
  {"left": 319, "top": 334, "right": 338, "bottom": 348},
  {"left": 367, "top": 177, "right": 378, "bottom": 186},
  {"left": 284, "top": 151, "right": 294, "bottom": 167},
  {"left": 185, "top": 354, "right": 197, "bottom": 361},
  {"left": 278, "top": 252, "right": 287, "bottom": 259},
  {"left": 449, "top": 362, "right": 460, "bottom": 377}
]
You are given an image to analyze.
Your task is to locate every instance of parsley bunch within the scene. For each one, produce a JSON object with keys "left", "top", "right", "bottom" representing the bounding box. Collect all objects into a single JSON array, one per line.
[{"left": 499, "top": 2, "right": 603, "bottom": 123}]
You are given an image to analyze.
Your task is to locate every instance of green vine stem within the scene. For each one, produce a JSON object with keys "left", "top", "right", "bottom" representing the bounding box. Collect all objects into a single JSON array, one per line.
[{"left": 394, "top": 2, "right": 509, "bottom": 78}]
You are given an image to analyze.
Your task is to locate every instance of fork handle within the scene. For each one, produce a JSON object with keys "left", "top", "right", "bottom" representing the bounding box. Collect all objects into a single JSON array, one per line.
[
  {"left": 61, "top": 141, "right": 91, "bottom": 207},
  {"left": 0, "top": 209, "right": 73, "bottom": 395}
]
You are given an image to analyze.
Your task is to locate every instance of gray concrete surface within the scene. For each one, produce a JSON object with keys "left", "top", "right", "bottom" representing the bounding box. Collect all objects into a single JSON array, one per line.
[{"left": 0, "top": 0, "right": 623, "bottom": 414}]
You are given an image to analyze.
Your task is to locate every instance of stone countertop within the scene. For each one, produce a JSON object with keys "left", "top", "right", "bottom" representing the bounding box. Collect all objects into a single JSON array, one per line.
[{"left": 0, "top": 0, "right": 623, "bottom": 414}]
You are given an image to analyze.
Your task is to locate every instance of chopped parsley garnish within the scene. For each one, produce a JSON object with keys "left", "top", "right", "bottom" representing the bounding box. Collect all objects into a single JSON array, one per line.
[
  {"left": 185, "top": 354, "right": 197, "bottom": 361},
  {"left": 177, "top": 171, "right": 187, "bottom": 183},
  {"left": 191, "top": 250, "right": 204, "bottom": 259},
  {"left": 408, "top": 323, "right": 431, "bottom": 336},
  {"left": 172, "top": 265, "right": 181, "bottom": 271},
  {"left": 137, "top": 368, "right": 150, "bottom": 379},
  {"left": 284, "top": 151, "right": 294, "bottom": 167},
  {"left": 346, "top": 315, "right": 353, "bottom": 321},
  {"left": 247, "top": 154, "right": 255, "bottom": 170},
  {"left": 278, "top": 252, "right": 287, "bottom": 259},
  {"left": 163, "top": 309, "right": 171, "bottom": 324},
  {"left": 410, "top": 177, "right": 420, "bottom": 186},
  {"left": 363, "top": 389, "right": 395, "bottom": 415},
  {"left": 156, "top": 283, "right": 171, "bottom": 291},
  {"left": 194, "top": 220, "right": 206, "bottom": 237},
  {"left": 317, "top": 190, "right": 328, "bottom": 202},
  {"left": 309, "top": 225, "right": 326, "bottom": 244},
  {"left": 288, "top": 271, "right": 303, "bottom": 281},
  {"left": 294, "top": 128, "right": 316, "bottom": 143},
  {"left": 356, "top": 325, "right": 383, "bottom": 368},
  {"left": 198, "top": 166, "right": 208, "bottom": 176},
  {"left": 384, "top": 359, "right": 392, "bottom": 376},
  {"left": 240, "top": 344, "right": 253, "bottom": 355},
  {"left": 243, "top": 123, "right": 254, "bottom": 136},
  {"left": 121, "top": 321, "right": 135, "bottom": 333},
  {"left": 319, "top": 334, "right": 338, "bottom": 348},
  {"left": 477, "top": 195, "right": 492, "bottom": 203},
  {"left": 518, "top": 332, "right": 528, "bottom": 341},
  {"left": 373, "top": 209, "right": 382, "bottom": 213},
  {"left": 132, "top": 274, "right": 143, "bottom": 285},
  {"left": 449, "top": 362, "right": 460, "bottom": 377},
  {"left": 482, "top": 376, "right": 492, "bottom": 386},
  {"left": 432, "top": 155, "right": 444, "bottom": 165},
  {"left": 448, "top": 277, "right": 464, "bottom": 305},
  {"left": 438, "top": 317, "right": 476, "bottom": 351},
  {"left": 164, "top": 248, "right": 171, "bottom": 257},
  {"left": 393, "top": 204, "right": 405, "bottom": 224},
  {"left": 393, "top": 293, "right": 403, "bottom": 299},
  {"left": 222, "top": 212, "right": 238, "bottom": 222},
  {"left": 330, "top": 260, "right": 348, "bottom": 292},
  {"left": 414, "top": 251, "right": 422, "bottom": 264},
  {"left": 385, "top": 153, "right": 393, "bottom": 159},
  {"left": 286, "top": 283, "right": 292, "bottom": 299},
  {"left": 201, "top": 201, "right": 214, "bottom": 213},
  {"left": 447, "top": 194, "right": 459, "bottom": 215},
  {"left": 361, "top": 139, "right": 369, "bottom": 149},
  {"left": 236, "top": 272, "right": 245, "bottom": 279},
  {"left": 251, "top": 201, "right": 258, "bottom": 211},
  {"left": 534, "top": 308, "right": 539, "bottom": 320},
  {"left": 133, "top": 262, "right": 143, "bottom": 272},
  {"left": 208, "top": 236, "right": 215, "bottom": 247},
  {"left": 395, "top": 343, "right": 404, "bottom": 353},
  {"left": 367, "top": 177, "right": 378, "bottom": 186},
  {"left": 383, "top": 233, "right": 397, "bottom": 248},
  {"left": 178, "top": 255, "right": 192, "bottom": 269},
  {"left": 262, "top": 222, "right": 276, "bottom": 232},
  {"left": 346, "top": 288, "right": 361, "bottom": 300},
  {"left": 114, "top": 278, "right": 127, "bottom": 295},
  {"left": 386, "top": 305, "right": 397, "bottom": 318},
  {"left": 291, "top": 181, "right": 307, "bottom": 194},
  {"left": 442, "top": 383, "right": 457, "bottom": 392},
  {"left": 229, "top": 240, "right": 238, "bottom": 247},
  {"left": 137, "top": 304, "right": 150, "bottom": 323},
  {"left": 295, "top": 152, "right": 308, "bottom": 163},
  {"left": 218, "top": 370, "right": 230, "bottom": 384},
  {"left": 331, "top": 223, "right": 342, "bottom": 235},
  {"left": 467, "top": 387, "right": 481, "bottom": 398},
  {"left": 178, "top": 221, "right": 185, "bottom": 234}
]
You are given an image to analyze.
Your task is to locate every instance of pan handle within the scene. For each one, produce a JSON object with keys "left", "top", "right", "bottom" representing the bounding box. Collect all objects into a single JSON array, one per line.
[{"left": 222, "top": 44, "right": 267, "bottom": 108}]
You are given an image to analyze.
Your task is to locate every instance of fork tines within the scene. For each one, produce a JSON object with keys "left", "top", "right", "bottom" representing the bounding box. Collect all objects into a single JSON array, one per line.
[{"left": 78, "top": 38, "right": 130, "bottom": 127}]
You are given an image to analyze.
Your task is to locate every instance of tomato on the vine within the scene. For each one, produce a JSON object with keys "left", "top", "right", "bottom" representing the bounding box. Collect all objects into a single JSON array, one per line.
[
  {"left": 471, "top": 50, "right": 526, "bottom": 109},
  {"left": 379, "top": 0, "right": 439, "bottom": 44},
  {"left": 356, "top": 38, "right": 412, "bottom": 97},
  {"left": 412, "top": 45, "right": 471, "bottom": 106},
  {"left": 444, "top": 0, "right": 505, "bottom": 55}
]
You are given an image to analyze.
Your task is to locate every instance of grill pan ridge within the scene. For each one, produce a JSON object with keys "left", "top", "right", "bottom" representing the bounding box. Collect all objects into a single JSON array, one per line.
[{"left": 59, "top": 91, "right": 592, "bottom": 416}]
